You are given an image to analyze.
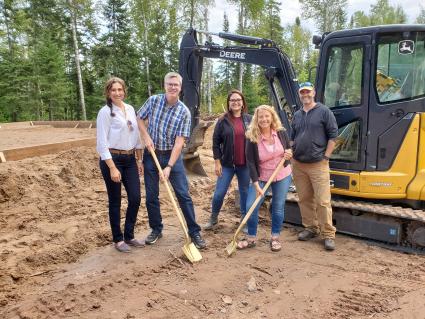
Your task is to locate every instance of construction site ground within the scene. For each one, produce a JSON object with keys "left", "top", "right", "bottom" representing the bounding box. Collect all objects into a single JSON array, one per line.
[{"left": 1, "top": 122, "right": 425, "bottom": 319}]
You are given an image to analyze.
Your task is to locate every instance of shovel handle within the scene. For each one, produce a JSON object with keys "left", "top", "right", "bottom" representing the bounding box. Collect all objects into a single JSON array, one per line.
[
  {"left": 146, "top": 146, "right": 191, "bottom": 241},
  {"left": 233, "top": 156, "right": 287, "bottom": 240}
]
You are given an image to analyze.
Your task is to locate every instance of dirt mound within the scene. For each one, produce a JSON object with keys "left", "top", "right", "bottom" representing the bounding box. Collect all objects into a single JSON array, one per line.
[
  {"left": 0, "top": 147, "right": 113, "bottom": 308},
  {"left": 0, "top": 173, "right": 24, "bottom": 203}
]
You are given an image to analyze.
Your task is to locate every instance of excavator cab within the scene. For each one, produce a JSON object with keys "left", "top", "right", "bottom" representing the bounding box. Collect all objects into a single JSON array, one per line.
[{"left": 314, "top": 26, "right": 425, "bottom": 205}]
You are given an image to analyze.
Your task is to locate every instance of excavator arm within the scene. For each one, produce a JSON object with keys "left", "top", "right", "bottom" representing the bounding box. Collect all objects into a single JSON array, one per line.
[{"left": 178, "top": 28, "right": 302, "bottom": 158}]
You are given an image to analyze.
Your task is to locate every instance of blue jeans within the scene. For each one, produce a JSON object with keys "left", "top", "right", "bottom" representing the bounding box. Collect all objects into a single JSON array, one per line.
[
  {"left": 100, "top": 154, "right": 141, "bottom": 243},
  {"left": 143, "top": 151, "right": 201, "bottom": 237},
  {"left": 246, "top": 175, "right": 292, "bottom": 237},
  {"left": 211, "top": 165, "right": 250, "bottom": 217}
]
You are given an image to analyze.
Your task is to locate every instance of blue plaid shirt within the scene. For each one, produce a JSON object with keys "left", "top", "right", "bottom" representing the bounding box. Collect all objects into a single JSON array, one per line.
[{"left": 138, "top": 94, "right": 191, "bottom": 150}]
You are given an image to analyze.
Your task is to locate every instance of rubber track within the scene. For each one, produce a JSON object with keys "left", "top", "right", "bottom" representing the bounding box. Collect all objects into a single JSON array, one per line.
[{"left": 286, "top": 192, "right": 425, "bottom": 222}]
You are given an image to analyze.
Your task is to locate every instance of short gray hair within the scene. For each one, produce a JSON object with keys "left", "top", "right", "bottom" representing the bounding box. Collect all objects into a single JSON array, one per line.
[{"left": 164, "top": 72, "right": 182, "bottom": 86}]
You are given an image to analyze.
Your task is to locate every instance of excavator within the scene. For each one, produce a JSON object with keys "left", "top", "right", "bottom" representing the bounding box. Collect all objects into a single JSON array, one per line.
[{"left": 178, "top": 25, "right": 425, "bottom": 249}]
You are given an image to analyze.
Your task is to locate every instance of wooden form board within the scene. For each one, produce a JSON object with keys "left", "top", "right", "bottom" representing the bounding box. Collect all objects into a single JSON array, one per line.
[
  {"left": 32, "top": 121, "right": 96, "bottom": 128},
  {"left": 0, "top": 138, "right": 96, "bottom": 162}
]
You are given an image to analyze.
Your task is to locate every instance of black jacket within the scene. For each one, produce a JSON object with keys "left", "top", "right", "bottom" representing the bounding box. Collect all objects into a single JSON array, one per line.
[
  {"left": 212, "top": 113, "right": 252, "bottom": 167},
  {"left": 290, "top": 102, "right": 338, "bottom": 163},
  {"left": 245, "top": 130, "right": 291, "bottom": 183}
]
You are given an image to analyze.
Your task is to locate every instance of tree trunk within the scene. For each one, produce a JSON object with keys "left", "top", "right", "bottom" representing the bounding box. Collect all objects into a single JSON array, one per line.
[
  {"left": 142, "top": 11, "right": 152, "bottom": 96},
  {"left": 68, "top": 0, "right": 86, "bottom": 120}
]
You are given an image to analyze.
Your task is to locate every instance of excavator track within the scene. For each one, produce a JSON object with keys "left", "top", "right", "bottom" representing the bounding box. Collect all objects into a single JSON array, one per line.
[{"left": 285, "top": 192, "right": 425, "bottom": 252}]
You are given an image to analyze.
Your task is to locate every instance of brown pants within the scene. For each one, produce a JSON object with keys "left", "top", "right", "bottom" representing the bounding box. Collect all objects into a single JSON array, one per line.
[{"left": 291, "top": 159, "right": 336, "bottom": 239}]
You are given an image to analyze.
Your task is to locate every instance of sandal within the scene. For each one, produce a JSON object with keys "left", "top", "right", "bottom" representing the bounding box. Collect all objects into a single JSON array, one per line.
[
  {"left": 270, "top": 238, "right": 282, "bottom": 252},
  {"left": 237, "top": 238, "right": 256, "bottom": 250}
]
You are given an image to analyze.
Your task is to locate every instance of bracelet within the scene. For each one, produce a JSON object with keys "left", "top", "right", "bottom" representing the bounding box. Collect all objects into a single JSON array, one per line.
[{"left": 167, "top": 163, "right": 173, "bottom": 169}]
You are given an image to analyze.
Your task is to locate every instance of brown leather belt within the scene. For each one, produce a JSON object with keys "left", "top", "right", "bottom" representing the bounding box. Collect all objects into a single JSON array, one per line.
[{"left": 109, "top": 148, "right": 135, "bottom": 155}]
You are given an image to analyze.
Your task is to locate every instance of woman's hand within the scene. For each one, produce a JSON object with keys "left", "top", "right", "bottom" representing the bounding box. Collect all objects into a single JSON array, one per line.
[
  {"left": 215, "top": 160, "right": 222, "bottom": 177},
  {"left": 254, "top": 182, "right": 264, "bottom": 197},
  {"left": 110, "top": 166, "right": 121, "bottom": 183},
  {"left": 284, "top": 148, "right": 293, "bottom": 161}
]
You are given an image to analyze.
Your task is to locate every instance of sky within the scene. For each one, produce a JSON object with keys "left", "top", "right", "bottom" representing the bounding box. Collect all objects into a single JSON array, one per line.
[{"left": 208, "top": 0, "right": 424, "bottom": 35}]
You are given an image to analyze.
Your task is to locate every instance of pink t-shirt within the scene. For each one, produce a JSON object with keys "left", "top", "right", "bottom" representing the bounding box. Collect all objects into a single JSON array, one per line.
[{"left": 258, "top": 131, "right": 292, "bottom": 182}]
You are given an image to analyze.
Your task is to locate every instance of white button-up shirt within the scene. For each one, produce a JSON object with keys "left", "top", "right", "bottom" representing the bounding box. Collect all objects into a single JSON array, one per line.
[{"left": 96, "top": 103, "right": 144, "bottom": 160}]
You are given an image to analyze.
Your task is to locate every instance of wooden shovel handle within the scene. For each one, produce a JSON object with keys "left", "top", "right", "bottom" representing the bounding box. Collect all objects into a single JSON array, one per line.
[
  {"left": 233, "top": 156, "right": 287, "bottom": 240},
  {"left": 146, "top": 147, "right": 191, "bottom": 241}
]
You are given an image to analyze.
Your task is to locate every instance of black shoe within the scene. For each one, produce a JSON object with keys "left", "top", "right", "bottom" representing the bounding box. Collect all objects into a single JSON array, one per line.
[
  {"left": 145, "top": 231, "right": 162, "bottom": 245},
  {"left": 298, "top": 229, "right": 318, "bottom": 241},
  {"left": 203, "top": 214, "right": 218, "bottom": 230},
  {"left": 324, "top": 238, "right": 336, "bottom": 251},
  {"left": 191, "top": 233, "right": 206, "bottom": 249}
]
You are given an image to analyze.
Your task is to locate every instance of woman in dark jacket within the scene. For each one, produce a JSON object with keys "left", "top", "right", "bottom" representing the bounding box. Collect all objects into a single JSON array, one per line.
[
  {"left": 204, "top": 90, "right": 252, "bottom": 230},
  {"left": 238, "top": 105, "right": 292, "bottom": 252}
]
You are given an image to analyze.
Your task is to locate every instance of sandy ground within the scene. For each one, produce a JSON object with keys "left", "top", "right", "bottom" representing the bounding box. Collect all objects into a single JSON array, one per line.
[
  {"left": 1, "top": 123, "right": 425, "bottom": 319},
  {"left": 0, "top": 122, "right": 95, "bottom": 150}
]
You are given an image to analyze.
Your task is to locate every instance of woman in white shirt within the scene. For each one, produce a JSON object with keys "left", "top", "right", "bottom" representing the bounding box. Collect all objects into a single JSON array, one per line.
[{"left": 96, "top": 77, "right": 144, "bottom": 253}]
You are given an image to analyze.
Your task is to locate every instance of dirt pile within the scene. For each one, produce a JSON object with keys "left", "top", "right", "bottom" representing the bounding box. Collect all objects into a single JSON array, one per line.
[{"left": 0, "top": 147, "right": 113, "bottom": 307}]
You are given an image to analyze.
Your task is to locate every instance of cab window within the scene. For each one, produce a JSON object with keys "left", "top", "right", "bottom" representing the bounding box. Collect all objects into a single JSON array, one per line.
[
  {"left": 323, "top": 44, "right": 364, "bottom": 109},
  {"left": 376, "top": 32, "right": 425, "bottom": 103}
]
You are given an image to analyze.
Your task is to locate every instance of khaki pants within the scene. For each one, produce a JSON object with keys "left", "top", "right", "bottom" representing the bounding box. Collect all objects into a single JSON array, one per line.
[{"left": 291, "top": 159, "right": 336, "bottom": 239}]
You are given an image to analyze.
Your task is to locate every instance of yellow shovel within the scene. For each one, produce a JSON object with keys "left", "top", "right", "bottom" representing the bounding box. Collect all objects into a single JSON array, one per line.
[
  {"left": 225, "top": 156, "right": 288, "bottom": 256},
  {"left": 147, "top": 147, "right": 202, "bottom": 263}
]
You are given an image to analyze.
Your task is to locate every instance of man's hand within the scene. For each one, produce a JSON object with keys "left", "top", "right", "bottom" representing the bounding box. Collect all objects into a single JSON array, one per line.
[
  {"left": 162, "top": 166, "right": 171, "bottom": 181},
  {"left": 144, "top": 135, "right": 154, "bottom": 151}
]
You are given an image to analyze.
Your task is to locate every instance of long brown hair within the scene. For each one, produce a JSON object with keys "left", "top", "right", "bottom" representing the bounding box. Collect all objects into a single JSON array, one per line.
[
  {"left": 104, "top": 77, "right": 127, "bottom": 117},
  {"left": 226, "top": 89, "right": 248, "bottom": 114}
]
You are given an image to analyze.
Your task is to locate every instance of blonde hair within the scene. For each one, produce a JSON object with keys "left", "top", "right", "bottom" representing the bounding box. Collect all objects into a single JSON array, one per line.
[
  {"left": 246, "top": 105, "right": 284, "bottom": 143},
  {"left": 164, "top": 72, "right": 182, "bottom": 86}
]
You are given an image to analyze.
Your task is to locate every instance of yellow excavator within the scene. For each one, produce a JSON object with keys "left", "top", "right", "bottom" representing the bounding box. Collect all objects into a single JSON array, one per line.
[{"left": 178, "top": 25, "right": 425, "bottom": 249}]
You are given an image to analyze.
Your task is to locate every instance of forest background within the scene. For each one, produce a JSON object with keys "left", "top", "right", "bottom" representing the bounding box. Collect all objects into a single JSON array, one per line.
[{"left": 0, "top": 0, "right": 424, "bottom": 122}]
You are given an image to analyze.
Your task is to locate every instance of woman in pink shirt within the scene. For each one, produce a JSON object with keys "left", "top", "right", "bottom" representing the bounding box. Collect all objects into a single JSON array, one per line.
[{"left": 238, "top": 105, "right": 293, "bottom": 252}]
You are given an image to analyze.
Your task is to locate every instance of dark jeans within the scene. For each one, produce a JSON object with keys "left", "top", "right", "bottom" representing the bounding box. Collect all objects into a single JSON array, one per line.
[
  {"left": 143, "top": 151, "right": 201, "bottom": 237},
  {"left": 211, "top": 165, "right": 250, "bottom": 217},
  {"left": 100, "top": 154, "right": 141, "bottom": 243}
]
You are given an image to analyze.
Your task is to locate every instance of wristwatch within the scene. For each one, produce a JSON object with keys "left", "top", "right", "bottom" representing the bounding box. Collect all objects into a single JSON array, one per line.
[{"left": 167, "top": 163, "right": 173, "bottom": 169}]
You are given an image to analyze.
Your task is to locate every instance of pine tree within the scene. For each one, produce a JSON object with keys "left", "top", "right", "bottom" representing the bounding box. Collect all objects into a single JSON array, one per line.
[{"left": 299, "top": 0, "right": 348, "bottom": 33}]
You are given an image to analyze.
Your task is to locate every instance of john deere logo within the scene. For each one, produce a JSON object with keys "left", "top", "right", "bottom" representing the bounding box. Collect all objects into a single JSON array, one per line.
[{"left": 398, "top": 40, "right": 414, "bottom": 55}]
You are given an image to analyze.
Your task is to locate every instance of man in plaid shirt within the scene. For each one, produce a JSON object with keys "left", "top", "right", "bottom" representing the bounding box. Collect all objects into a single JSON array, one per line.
[{"left": 137, "top": 72, "right": 206, "bottom": 249}]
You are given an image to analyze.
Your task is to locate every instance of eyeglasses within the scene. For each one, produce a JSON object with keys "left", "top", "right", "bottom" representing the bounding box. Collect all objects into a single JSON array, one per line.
[
  {"left": 166, "top": 83, "right": 180, "bottom": 88},
  {"left": 229, "top": 98, "right": 242, "bottom": 103}
]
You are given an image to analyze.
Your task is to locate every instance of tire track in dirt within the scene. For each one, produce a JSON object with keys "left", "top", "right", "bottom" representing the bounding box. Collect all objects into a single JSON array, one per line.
[{"left": 328, "top": 280, "right": 406, "bottom": 319}]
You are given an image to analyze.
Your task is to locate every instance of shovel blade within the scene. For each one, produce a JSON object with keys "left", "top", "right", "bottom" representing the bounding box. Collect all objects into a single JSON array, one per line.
[
  {"left": 182, "top": 243, "right": 202, "bottom": 263},
  {"left": 225, "top": 240, "right": 237, "bottom": 256}
]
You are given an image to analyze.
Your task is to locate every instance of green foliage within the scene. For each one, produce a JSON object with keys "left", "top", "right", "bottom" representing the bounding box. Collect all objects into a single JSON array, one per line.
[
  {"left": 415, "top": 5, "right": 425, "bottom": 24},
  {"left": 351, "top": 0, "right": 407, "bottom": 27},
  {"left": 3, "top": 0, "right": 414, "bottom": 121},
  {"left": 299, "top": 0, "right": 348, "bottom": 33}
]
